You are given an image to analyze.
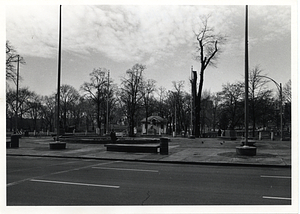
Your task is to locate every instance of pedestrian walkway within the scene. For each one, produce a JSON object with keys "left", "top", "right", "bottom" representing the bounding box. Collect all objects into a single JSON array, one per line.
[{"left": 6, "top": 136, "right": 291, "bottom": 167}]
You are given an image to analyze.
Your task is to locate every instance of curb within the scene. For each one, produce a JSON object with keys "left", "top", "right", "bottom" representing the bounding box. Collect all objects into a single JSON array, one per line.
[{"left": 7, "top": 153, "right": 291, "bottom": 168}]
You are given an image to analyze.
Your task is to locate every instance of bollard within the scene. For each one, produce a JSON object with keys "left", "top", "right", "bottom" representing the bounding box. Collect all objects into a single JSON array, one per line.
[
  {"left": 259, "top": 132, "right": 262, "bottom": 140},
  {"left": 160, "top": 137, "right": 169, "bottom": 155}
]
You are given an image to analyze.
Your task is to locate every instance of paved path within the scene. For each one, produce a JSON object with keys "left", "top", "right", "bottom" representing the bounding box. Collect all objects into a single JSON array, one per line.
[{"left": 6, "top": 136, "right": 291, "bottom": 167}]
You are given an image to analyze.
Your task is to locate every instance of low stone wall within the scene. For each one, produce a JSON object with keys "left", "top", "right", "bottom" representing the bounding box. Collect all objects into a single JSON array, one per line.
[{"left": 59, "top": 136, "right": 161, "bottom": 144}]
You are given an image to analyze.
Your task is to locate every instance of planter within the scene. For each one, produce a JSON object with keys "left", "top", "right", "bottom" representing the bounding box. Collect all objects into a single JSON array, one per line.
[
  {"left": 236, "top": 146, "right": 257, "bottom": 156},
  {"left": 49, "top": 142, "right": 67, "bottom": 150}
]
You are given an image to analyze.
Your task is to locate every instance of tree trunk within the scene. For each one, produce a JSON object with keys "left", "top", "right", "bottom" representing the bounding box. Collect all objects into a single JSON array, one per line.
[
  {"left": 194, "top": 68, "right": 205, "bottom": 138},
  {"left": 145, "top": 106, "right": 148, "bottom": 134},
  {"left": 194, "top": 98, "right": 200, "bottom": 137},
  {"left": 129, "top": 118, "right": 134, "bottom": 137}
]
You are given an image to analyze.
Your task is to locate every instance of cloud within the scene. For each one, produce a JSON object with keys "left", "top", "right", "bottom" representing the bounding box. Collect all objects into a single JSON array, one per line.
[
  {"left": 6, "top": 5, "right": 291, "bottom": 65},
  {"left": 6, "top": 5, "right": 59, "bottom": 57}
]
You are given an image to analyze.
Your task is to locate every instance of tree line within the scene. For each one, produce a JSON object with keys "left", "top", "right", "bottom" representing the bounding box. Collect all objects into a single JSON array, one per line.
[{"left": 6, "top": 58, "right": 291, "bottom": 137}]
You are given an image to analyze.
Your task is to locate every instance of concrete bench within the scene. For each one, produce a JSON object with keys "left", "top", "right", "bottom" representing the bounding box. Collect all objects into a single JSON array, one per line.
[{"left": 104, "top": 143, "right": 160, "bottom": 153}]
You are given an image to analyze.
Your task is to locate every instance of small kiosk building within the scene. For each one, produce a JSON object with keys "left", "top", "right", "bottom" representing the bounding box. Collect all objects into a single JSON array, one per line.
[{"left": 141, "top": 115, "right": 167, "bottom": 135}]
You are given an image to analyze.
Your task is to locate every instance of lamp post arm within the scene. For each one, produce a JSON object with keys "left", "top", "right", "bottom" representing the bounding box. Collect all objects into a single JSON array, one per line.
[
  {"left": 257, "top": 75, "right": 283, "bottom": 141},
  {"left": 257, "top": 75, "right": 280, "bottom": 92}
]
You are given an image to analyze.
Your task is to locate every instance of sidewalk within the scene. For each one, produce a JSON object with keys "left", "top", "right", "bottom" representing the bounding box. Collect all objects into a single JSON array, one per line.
[{"left": 6, "top": 136, "right": 291, "bottom": 167}]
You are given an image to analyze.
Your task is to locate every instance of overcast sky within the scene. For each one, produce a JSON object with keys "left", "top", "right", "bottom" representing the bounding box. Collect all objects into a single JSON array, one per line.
[{"left": 5, "top": 2, "right": 293, "bottom": 96}]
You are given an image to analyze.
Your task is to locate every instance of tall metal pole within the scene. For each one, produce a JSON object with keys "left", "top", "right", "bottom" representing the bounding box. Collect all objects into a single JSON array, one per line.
[
  {"left": 244, "top": 5, "right": 249, "bottom": 146},
  {"left": 15, "top": 55, "right": 20, "bottom": 133},
  {"left": 56, "top": 5, "right": 62, "bottom": 142}
]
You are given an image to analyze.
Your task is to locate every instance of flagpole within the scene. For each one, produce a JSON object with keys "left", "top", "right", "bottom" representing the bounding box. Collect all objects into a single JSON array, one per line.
[
  {"left": 244, "top": 5, "right": 249, "bottom": 146},
  {"left": 56, "top": 5, "right": 62, "bottom": 142}
]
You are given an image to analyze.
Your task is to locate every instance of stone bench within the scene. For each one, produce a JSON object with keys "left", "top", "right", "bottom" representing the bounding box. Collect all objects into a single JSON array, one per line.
[{"left": 104, "top": 144, "right": 160, "bottom": 153}]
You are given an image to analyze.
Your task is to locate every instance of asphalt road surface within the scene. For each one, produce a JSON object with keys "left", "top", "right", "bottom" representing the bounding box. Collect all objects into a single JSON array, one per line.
[{"left": 7, "top": 156, "right": 291, "bottom": 206}]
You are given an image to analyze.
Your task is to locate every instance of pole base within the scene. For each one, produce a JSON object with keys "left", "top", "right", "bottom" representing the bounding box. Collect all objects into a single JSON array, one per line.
[
  {"left": 49, "top": 142, "right": 66, "bottom": 150},
  {"left": 240, "top": 139, "right": 256, "bottom": 146},
  {"left": 236, "top": 146, "right": 257, "bottom": 156}
]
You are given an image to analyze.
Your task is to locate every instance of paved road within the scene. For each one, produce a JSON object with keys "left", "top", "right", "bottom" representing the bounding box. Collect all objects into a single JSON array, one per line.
[{"left": 7, "top": 156, "right": 291, "bottom": 206}]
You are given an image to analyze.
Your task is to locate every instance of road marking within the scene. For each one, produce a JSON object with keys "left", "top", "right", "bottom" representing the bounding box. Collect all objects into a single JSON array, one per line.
[
  {"left": 30, "top": 179, "right": 120, "bottom": 189},
  {"left": 92, "top": 167, "right": 159, "bottom": 173},
  {"left": 261, "top": 175, "right": 291, "bottom": 179},
  {"left": 7, "top": 160, "right": 119, "bottom": 187},
  {"left": 263, "top": 196, "right": 291, "bottom": 201}
]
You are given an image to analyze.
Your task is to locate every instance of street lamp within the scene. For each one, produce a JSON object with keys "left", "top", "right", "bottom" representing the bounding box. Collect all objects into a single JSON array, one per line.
[{"left": 257, "top": 75, "right": 283, "bottom": 141}]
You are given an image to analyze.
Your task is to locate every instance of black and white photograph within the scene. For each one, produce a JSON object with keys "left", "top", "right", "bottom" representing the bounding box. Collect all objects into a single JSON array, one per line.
[{"left": 3, "top": 0, "right": 298, "bottom": 213}]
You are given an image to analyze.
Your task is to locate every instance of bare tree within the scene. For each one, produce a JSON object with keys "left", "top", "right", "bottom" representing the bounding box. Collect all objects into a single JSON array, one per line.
[
  {"left": 6, "top": 87, "right": 35, "bottom": 131},
  {"left": 60, "top": 84, "right": 80, "bottom": 132},
  {"left": 120, "top": 64, "right": 145, "bottom": 136},
  {"left": 192, "top": 16, "right": 226, "bottom": 137},
  {"left": 219, "top": 82, "right": 244, "bottom": 130},
  {"left": 40, "top": 95, "right": 56, "bottom": 132},
  {"left": 283, "top": 79, "right": 291, "bottom": 103},
  {"left": 81, "top": 68, "right": 109, "bottom": 134},
  {"left": 141, "top": 79, "right": 156, "bottom": 134},
  {"left": 156, "top": 86, "right": 167, "bottom": 116},
  {"left": 6, "top": 41, "right": 25, "bottom": 84},
  {"left": 249, "top": 66, "right": 272, "bottom": 136}
]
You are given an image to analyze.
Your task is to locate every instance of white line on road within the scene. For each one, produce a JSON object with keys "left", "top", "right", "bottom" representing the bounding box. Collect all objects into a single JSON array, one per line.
[
  {"left": 30, "top": 179, "right": 120, "bottom": 189},
  {"left": 261, "top": 175, "right": 291, "bottom": 179},
  {"left": 263, "top": 196, "right": 291, "bottom": 201},
  {"left": 92, "top": 167, "right": 159, "bottom": 173}
]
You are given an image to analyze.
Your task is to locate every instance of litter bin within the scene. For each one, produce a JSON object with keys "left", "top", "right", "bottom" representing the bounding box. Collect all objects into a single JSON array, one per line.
[
  {"left": 160, "top": 137, "right": 169, "bottom": 155},
  {"left": 11, "top": 135, "right": 21, "bottom": 148}
]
